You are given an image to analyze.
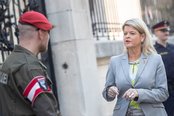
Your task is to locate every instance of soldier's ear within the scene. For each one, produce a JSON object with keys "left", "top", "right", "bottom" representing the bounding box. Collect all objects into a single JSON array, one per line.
[{"left": 38, "top": 29, "right": 45, "bottom": 40}]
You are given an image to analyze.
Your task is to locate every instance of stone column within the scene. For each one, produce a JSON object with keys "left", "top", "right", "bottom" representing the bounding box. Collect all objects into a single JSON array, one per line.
[{"left": 45, "top": 0, "right": 101, "bottom": 116}]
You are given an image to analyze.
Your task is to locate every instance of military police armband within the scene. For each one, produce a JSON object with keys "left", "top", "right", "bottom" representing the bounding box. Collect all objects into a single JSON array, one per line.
[{"left": 23, "top": 76, "right": 51, "bottom": 105}]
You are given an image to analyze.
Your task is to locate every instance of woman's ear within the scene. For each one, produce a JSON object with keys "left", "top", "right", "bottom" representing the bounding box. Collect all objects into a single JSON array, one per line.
[{"left": 141, "top": 33, "right": 145, "bottom": 42}]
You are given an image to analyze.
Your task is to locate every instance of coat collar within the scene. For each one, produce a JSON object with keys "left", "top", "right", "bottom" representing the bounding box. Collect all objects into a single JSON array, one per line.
[{"left": 121, "top": 53, "right": 148, "bottom": 86}]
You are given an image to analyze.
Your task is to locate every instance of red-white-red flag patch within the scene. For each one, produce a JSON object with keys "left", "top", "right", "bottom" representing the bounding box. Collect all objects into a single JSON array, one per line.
[{"left": 23, "top": 76, "right": 51, "bottom": 105}]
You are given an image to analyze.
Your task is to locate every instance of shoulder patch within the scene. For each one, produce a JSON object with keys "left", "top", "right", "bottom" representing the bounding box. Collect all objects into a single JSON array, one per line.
[
  {"left": 160, "top": 52, "right": 168, "bottom": 55},
  {"left": 0, "top": 71, "right": 8, "bottom": 84},
  {"left": 38, "top": 77, "right": 49, "bottom": 90}
]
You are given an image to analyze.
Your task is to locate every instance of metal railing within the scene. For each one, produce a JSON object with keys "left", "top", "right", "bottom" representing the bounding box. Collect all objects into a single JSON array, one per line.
[
  {"left": 89, "top": 0, "right": 122, "bottom": 40},
  {"left": 0, "top": 0, "right": 29, "bottom": 64}
]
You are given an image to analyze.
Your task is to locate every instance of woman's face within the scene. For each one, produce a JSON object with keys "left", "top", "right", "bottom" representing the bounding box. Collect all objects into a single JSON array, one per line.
[{"left": 123, "top": 25, "right": 144, "bottom": 49}]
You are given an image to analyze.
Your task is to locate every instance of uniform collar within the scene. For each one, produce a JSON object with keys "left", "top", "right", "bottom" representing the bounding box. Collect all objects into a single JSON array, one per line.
[
  {"left": 13, "top": 45, "right": 36, "bottom": 57},
  {"left": 13, "top": 45, "right": 47, "bottom": 70},
  {"left": 155, "top": 42, "right": 168, "bottom": 48}
]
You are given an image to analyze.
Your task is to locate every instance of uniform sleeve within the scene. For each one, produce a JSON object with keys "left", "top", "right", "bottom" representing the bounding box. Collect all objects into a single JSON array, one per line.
[
  {"left": 33, "top": 93, "right": 60, "bottom": 116},
  {"left": 15, "top": 63, "right": 60, "bottom": 116}
]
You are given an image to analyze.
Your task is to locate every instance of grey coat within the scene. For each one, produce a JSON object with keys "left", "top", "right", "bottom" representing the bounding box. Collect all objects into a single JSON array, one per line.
[{"left": 103, "top": 53, "right": 169, "bottom": 116}]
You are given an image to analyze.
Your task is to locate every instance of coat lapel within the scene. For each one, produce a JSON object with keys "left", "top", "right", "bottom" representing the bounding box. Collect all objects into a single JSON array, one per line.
[
  {"left": 134, "top": 54, "right": 148, "bottom": 85},
  {"left": 121, "top": 53, "right": 132, "bottom": 84}
]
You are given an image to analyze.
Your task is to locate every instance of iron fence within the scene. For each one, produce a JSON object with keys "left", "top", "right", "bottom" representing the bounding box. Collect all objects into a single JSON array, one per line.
[
  {"left": 0, "top": 0, "right": 29, "bottom": 64},
  {"left": 89, "top": 0, "right": 122, "bottom": 40}
]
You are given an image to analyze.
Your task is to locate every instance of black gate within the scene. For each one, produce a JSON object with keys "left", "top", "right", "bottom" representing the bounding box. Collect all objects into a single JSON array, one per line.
[
  {"left": 0, "top": 0, "right": 59, "bottom": 108},
  {"left": 88, "top": 0, "right": 122, "bottom": 40},
  {"left": 0, "top": 0, "right": 23, "bottom": 63}
]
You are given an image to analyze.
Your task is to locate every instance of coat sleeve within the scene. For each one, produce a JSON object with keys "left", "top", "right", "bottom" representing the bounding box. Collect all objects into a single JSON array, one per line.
[
  {"left": 102, "top": 57, "right": 116, "bottom": 101},
  {"left": 136, "top": 55, "right": 169, "bottom": 103}
]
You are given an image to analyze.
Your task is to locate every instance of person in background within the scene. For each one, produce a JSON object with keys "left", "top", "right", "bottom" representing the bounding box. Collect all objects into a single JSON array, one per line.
[
  {"left": 153, "top": 20, "right": 174, "bottom": 116},
  {"left": 102, "top": 18, "right": 169, "bottom": 116},
  {"left": 0, "top": 11, "right": 60, "bottom": 116}
]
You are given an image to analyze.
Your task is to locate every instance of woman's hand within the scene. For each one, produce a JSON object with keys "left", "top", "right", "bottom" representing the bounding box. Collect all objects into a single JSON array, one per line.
[
  {"left": 107, "top": 86, "right": 119, "bottom": 98},
  {"left": 122, "top": 88, "right": 138, "bottom": 100}
]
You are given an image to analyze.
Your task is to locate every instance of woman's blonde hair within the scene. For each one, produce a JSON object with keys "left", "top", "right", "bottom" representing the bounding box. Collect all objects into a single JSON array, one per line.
[{"left": 122, "top": 18, "right": 156, "bottom": 55}]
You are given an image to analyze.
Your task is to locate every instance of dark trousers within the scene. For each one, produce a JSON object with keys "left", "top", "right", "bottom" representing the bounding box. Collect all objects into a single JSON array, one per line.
[{"left": 164, "top": 91, "right": 174, "bottom": 116}]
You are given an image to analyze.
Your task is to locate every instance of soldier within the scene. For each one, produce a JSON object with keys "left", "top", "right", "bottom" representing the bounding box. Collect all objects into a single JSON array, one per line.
[
  {"left": 0, "top": 11, "right": 60, "bottom": 116},
  {"left": 153, "top": 20, "right": 174, "bottom": 116}
]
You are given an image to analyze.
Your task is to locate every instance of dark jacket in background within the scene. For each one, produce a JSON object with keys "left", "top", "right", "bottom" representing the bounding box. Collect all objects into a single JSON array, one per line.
[{"left": 154, "top": 42, "right": 174, "bottom": 116}]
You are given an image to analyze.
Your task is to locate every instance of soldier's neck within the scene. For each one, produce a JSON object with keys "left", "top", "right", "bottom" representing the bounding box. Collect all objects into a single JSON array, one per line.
[
  {"left": 157, "top": 40, "right": 167, "bottom": 47},
  {"left": 19, "top": 42, "right": 39, "bottom": 56}
]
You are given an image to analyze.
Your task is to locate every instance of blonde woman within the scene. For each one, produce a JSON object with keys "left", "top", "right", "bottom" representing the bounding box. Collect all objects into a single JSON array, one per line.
[{"left": 102, "top": 18, "right": 169, "bottom": 116}]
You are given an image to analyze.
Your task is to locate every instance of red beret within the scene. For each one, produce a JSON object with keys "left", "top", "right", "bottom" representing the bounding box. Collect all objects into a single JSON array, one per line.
[
  {"left": 19, "top": 11, "right": 53, "bottom": 31},
  {"left": 152, "top": 20, "right": 169, "bottom": 30}
]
